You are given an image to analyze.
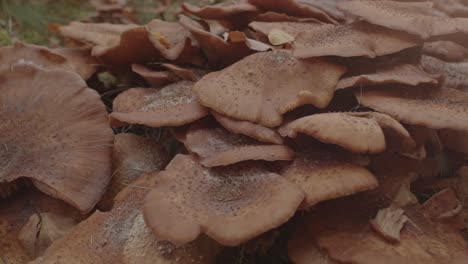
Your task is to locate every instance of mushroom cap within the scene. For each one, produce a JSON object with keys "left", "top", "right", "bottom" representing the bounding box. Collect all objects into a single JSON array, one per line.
[
  {"left": 369, "top": 207, "right": 408, "bottom": 243},
  {"left": 423, "top": 41, "right": 468, "bottom": 62},
  {"left": 248, "top": 0, "right": 338, "bottom": 23},
  {"left": 185, "top": 119, "right": 294, "bottom": 167},
  {"left": 293, "top": 21, "right": 420, "bottom": 58},
  {"left": 131, "top": 64, "right": 180, "bottom": 87},
  {"left": 421, "top": 55, "right": 468, "bottom": 91},
  {"left": 249, "top": 21, "right": 323, "bottom": 38},
  {"left": 109, "top": 81, "right": 209, "bottom": 128},
  {"left": 52, "top": 47, "right": 98, "bottom": 80},
  {"left": 432, "top": 0, "right": 468, "bottom": 17},
  {"left": 160, "top": 63, "right": 201, "bottom": 81},
  {"left": 182, "top": 0, "right": 258, "bottom": 19},
  {"left": 337, "top": 63, "right": 438, "bottom": 90},
  {"left": 421, "top": 188, "right": 463, "bottom": 219},
  {"left": 194, "top": 50, "right": 346, "bottom": 127},
  {"left": 98, "top": 133, "right": 170, "bottom": 210},
  {"left": 278, "top": 112, "right": 387, "bottom": 154},
  {"left": 337, "top": 0, "right": 468, "bottom": 39},
  {"left": 143, "top": 154, "right": 305, "bottom": 246},
  {"left": 211, "top": 111, "right": 283, "bottom": 144},
  {"left": 356, "top": 86, "right": 468, "bottom": 131},
  {"left": 0, "top": 63, "right": 113, "bottom": 212},
  {"left": 280, "top": 149, "right": 378, "bottom": 209},
  {"left": 32, "top": 173, "right": 221, "bottom": 264}
]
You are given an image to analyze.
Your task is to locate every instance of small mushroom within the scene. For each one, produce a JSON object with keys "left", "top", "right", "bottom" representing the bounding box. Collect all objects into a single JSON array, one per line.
[
  {"left": 109, "top": 81, "right": 209, "bottom": 128},
  {"left": 193, "top": 50, "right": 346, "bottom": 127},
  {"left": 0, "top": 63, "right": 113, "bottom": 212},
  {"left": 421, "top": 55, "right": 468, "bottom": 91},
  {"left": 422, "top": 188, "right": 463, "bottom": 219},
  {"left": 184, "top": 119, "right": 294, "bottom": 167},
  {"left": 337, "top": 0, "right": 468, "bottom": 39},
  {"left": 293, "top": 21, "right": 420, "bottom": 59},
  {"left": 143, "top": 154, "right": 305, "bottom": 246},
  {"left": 369, "top": 207, "right": 408, "bottom": 243},
  {"left": 423, "top": 41, "right": 468, "bottom": 62}
]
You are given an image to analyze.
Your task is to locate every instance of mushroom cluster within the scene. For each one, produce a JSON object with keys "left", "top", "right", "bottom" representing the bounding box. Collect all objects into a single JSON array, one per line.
[{"left": 1, "top": 0, "right": 468, "bottom": 263}]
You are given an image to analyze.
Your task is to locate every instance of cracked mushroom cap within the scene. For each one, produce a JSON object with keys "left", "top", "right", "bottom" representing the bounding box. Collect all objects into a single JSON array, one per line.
[
  {"left": 182, "top": 0, "right": 258, "bottom": 19},
  {"left": 0, "top": 63, "right": 113, "bottom": 212},
  {"left": 293, "top": 21, "right": 420, "bottom": 59},
  {"left": 32, "top": 173, "right": 221, "bottom": 264},
  {"left": 194, "top": 50, "right": 346, "bottom": 127},
  {"left": 337, "top": 0, "right": 468, "bottom": 39},
  {"left": 423, "top": 41, "right": 468, "bottom": 62},
  {"left": 421, "top": 55, "right": 468, "bottom": 91},
  {"left": 279, "top": 112, "right": 412, "bottom": 154},
  {"left": 143, "top": 154, "right": 305, "bottom": 246},
  {"left": 248, "top": 0, "right": 338, "bottom": 23},
  {"left": 98, "top": 133, "right": 170, "bottom": 210},
  {"left": 109, "top": 81, "right": 209, "bottom": 128},
  {"left": 212, "top": 111, "right": 283, "bottom": 144},
  {"left": 280, "top": 149, "right": 378, "bottom": 209},
  {"left": 184, "top": 119, "right": 294, "bottom": 167},
  {"left": 356, "top": 86, "right": 468, "bottom": 131},
  {"left": 337, "top": 63, "right": 438, "bottom": 90}
]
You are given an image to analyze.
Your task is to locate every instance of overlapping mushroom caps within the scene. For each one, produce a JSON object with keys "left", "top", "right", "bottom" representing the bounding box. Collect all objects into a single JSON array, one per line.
[
  {"left": 421, "top": 55, "right": 468, "bottom": 91},
  {"left": 194, "top": 50, "right": 346, "bottom": 127},
  {"left": 423, "top": 41, "right": 468, "bottom": 62},
  {"left": 143, "top": 154, "right": 305, "bottom": 246},
  {"left": 0, "top": 63, "right": 113, "bottom": 212}
]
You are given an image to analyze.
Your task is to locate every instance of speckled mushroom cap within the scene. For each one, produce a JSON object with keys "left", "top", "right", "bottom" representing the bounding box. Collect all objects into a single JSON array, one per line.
[
  {"left": 182, "top": 0, "right": 258, "bottom": 19},
  {"left": 109, "top": 81, "right": 208, "bottom": 128},
  {"left": 337, "top": 63, "right": 438, "bottom": 89},
  {"left": 32, "top": 173, "right": 221, "bottom": 264},
  {"left": 356, "top": 86, "right": 468, "bottom": 131},
  {"left": 143, "top": 154, "right": 305, "bottom": 246},
  {"left": 293, "top": 21, "right": 420, "bottom": 59},
  {"left": 421, "top": 55, "right": 468, "bottom": 91},
  {"left": 338, "top": 0, "right": 468, "bottom": 39},
  {"left": 423, "top": 41, "right": 468, "bottom": 62},
  {"left": 432, "top": 0, "right": 468, "bottom": 17},
  {"left": 0, "top": 63, "right": 113, "bottom": 213},
  {"left": 193, "top": 50, "right": 346, "bottom": 127},
  {"left": 249, "top": 21, "right": 322, "bottom": 38},
  {"left": 280, "top": 149, "right": 378, "bottom": 209},
  {"left": 248, "top": 0, "right": 338, "bottom": 23},
  {"left": 184, "top": 119, "right": 293, "bottom": 167}
]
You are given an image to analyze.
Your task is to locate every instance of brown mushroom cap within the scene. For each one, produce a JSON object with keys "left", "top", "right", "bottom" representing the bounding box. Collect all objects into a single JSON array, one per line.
[
  {"left": 32, "top": 173, "right": 221, "bottom": 264},
  {"left": 109, "top": 81, "right": 209, "bottom": 128},
  {"left": 248, "top": 0, "right": 338, "bottom": 23},
  {"left": 432, "top": 0, "right": 468, "bottom": 17},
  {"left": 182, "top": 0, "right": 259, "bottom": 19},
  {"left": 52, "top": 47, "right": 98, "bottom": 80},
  {"left": 337, "top": 63, "right": 438, "bottom": 90},
  {"left": 280, "top": 149, "right": 378, "bottom": 209},
  {"left": 143, "top": 154, "right": 305, "bottom": 246},
  {"left": 131, "top": 64, "right": 179, "bottom": 87},
  {"left": 0, "top": 63, "right": 113, "bottom": 212},
  {"left": 279, "top": 112, "right": 391, "bottom": 154},
  {"left": 421, "top": 188, "right": 463, "bottom": 219},
  {"left": 356, "top": 86, "right": 468, "bottom": 131},
  {"left": 423, "top": 41, "right": 468, "bottom": 62},
  {"left": 98, "top": 133, "right": 169, "bottom": 210},
  {"left": 211, "top": 111, "right": 283, "bottom": 144},
  {"left": 249, "top": 21, "right": 322, "bottom": 38},
  {"left": 194, "top": 50, "right": 346, "bottom": 127},
  {"left": 338, "top": 0, "right": 468, "bottom": 39},
  {"left": 293, "top": 21, "right": 420, "bottom": 59},
  {"left": 421, "top": 55, "right": 468, "bottom": 91},
  {"left": 185, "top": 119, "right": 294, "bottom": 167}
]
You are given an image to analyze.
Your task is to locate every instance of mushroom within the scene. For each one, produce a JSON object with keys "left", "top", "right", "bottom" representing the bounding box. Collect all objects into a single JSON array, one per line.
[
  {"left": 131, "top": 64, "right": 180, "bottom": 87},
  {"left": 421, "top": 55, "right": 468, "bottom": 91},
  {"left": 184, "top": 119, "right": 294, "bottom": 167},
  {"left": 293, "top": 21, "right": 420, "bottom": 59},
  {"left": 98, "top": 133, "right": 170, "bottom": 210},
  {"left": 432, "top": 0, "right": 468, "bottom": 17},
  {"left": 193, "top": 50, "right": 346, "bottom": 127},
  {"left": 109, "top": 81, "right": 209, "bottom": 128},
  {"left": 421, "top": 188, "right": 463, "bottom": 219},
  {"left": 143, "top": 154, "right": 305, "bottom": 246},
  {"left": 0, "top": 63, "right": 113, "bottom": 212},
  {"left": 356, "top": 86, "right": 468, "bottom": 131},
  {"left": 337, "top": 0, "right": 468, "bottom": 39},
  {"left": 423, "top": 41, "right": 468, "bottom": 62},
  {"left": 32, "top": 173, "right": 221, "bottom": 264},
  {"left": 211, "top": 111, "right": 283, "bottom": 144},
  {"left": 181, "top": 0, "right": 258, "bottom": 20},
  {"left": 369, "top": 207, "right": 408, "bottom": 243},
  {"left": 280, "top": 149, "right": 378, "bottom": 209},
  {"left": 249, "top": 20, "right": 323, "bottom": 39}
]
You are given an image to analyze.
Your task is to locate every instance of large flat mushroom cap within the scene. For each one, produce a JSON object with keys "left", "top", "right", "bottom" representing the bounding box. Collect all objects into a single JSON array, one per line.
[
  {"left": 109, "top": 81, "right": 209, "bottom": 128},
  {"left": 185, "top": 119, "right": 294, "bottom": 167},
  {"left": 357, "top": 86, "right": 468, "bottom": 131},
  {"left": 337, "top": 0, "right": 468, "bottom": 39},
  {"left": 280, "top": 149, "right": 378, "bottom": 208},
  {"left": 293, "top": 21, "right": 420, "bottom": 58},
  {"left": 278, "top": 112, "right": 387, "bottom": 154},
  {"left": 194, "top": 50, "right": 346, "bottom": 127},
  {"left": 143, "top": 154, "right": 305, "bottom": 246},
  {"left": 0, "top": 63, "right": 113, "bottom": 212}
]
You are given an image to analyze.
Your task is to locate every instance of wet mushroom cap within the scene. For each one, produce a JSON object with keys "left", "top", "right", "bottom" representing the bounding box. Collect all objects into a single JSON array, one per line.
[
  {"left": 143, "top": 154, "right": 305, "bottom": 246},
  {"left": 109, "top": 81, "right": 209, "bottom": 128},
  {"left": 194, "top": 50, "right": 346, "bottom": 127},
  {"left": 0, "top": 63, "right": 113, "bottom": 212}
]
